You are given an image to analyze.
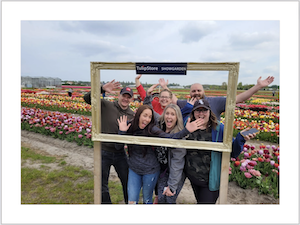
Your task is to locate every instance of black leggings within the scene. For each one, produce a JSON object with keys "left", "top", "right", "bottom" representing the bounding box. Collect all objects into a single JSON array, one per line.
[{"left": 189, "top": 178, "right": 219, "bottom": 204}]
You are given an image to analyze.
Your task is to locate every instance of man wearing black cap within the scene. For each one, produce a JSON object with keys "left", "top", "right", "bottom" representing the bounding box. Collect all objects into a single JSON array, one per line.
[{"left": 83, "top": 80, "right": 134, "bottom": 204}]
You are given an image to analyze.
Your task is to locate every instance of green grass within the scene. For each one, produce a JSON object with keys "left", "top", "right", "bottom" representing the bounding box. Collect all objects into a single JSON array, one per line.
[
  {"left": 21, "top": 147, "right": 57, "bottom": 163},
  {"left": 21, "top": 146, "right": 124, "bottom": 204}
]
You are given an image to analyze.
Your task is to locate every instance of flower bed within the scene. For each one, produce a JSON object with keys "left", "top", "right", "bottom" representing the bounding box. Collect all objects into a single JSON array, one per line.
[
  {"left": 21, "top": 89, "right": 280, "bottom": 143},
  {"left": 21, "top": 107, "right": 93, "bottom": 148},
  {"left": 237, "top": 103, "right": 279, "bottom": 112},
  {"left": 229, "top": 143, "right": 279, "bottom": 199}
]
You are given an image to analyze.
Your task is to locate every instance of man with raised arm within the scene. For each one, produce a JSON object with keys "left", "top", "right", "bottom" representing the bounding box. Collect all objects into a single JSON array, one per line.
[
  {"left": 158, "top": 76, "right": 274, "bottom": 121},
  {"left": 83, "top": 80, "right": 135, "bottom": 204}
]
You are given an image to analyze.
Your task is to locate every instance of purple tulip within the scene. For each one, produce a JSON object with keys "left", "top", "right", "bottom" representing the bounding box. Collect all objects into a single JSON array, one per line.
[
  {"left": 271, "top": 145, "right": 276, "bottom": 150},
  {"left": 244, "top": 153, "right": 249, "bottom": 158},
  {"left": 258, "top": 150, "right": 263, "bottom": 155},
  {"left": 240, "top": 166, "right": 246, "bottom": 172},
  {"left": 241, "top": 161, "right": 248, "bottom": 167},
  {"left": 266, "top": 145, "right": 270, "bottom": 149},
  {"left": 243, "top": 147, "right": 248, "bottom": 152},
  {"left": 78, "top": 134, "right": 83, "bottom": 138},
  {"left": 270, "top": 160, "right": 275, "bottom": 166}
]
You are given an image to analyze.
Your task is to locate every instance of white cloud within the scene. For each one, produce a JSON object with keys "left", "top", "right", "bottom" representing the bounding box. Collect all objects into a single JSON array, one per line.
[
  {"left": 228, "top": 31, "right": 279, "bottom": 50},
  {"left": 20, "top": 20, "right": 279, "bottom": 85}
]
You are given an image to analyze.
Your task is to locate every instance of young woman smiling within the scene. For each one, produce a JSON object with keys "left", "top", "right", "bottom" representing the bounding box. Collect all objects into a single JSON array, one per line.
[
  {"left": 184, "top": 99, "right": 256, "bottom": 204},
  {"left": 116, "top": 105, "right": 202, "bottom": 204}
]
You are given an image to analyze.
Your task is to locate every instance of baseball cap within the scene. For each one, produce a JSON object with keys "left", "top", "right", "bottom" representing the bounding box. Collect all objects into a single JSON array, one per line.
[
  {"left": 192, "top": 99, "right": 210, "bottom": 112},
  {"left": 120, "top": 87, "right": 133, "bottom": 97}
]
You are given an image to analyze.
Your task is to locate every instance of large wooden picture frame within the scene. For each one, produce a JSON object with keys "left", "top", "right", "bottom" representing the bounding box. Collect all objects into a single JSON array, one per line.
[{"left": 90, "top": 62, "right": 239, "bottom": 204}]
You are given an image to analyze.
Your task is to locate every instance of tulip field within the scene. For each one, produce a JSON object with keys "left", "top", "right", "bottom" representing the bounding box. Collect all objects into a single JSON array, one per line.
[
  {"left": 229, "top": 143, "right": 279, "bottom": 199},
  {"left": 21, "top": 87, "right": 280, "bottom": 143},
  {"left": 21, "top": 87, "right": 280, "bottom": 198}
]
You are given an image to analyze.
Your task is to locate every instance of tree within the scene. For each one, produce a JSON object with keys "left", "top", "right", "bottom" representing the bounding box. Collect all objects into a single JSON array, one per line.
[
  {"left": 237, "top": 82, "right": 243, "bottom": 90},
  {"left": 221, "top": 82, "right": 227, "bottom": 90}
]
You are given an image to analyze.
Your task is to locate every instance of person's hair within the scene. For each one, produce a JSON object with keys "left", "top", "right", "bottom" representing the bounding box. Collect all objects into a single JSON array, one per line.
[
  {"left": 127, "top": 105, "right": 156, "bottom": 135},
  {"left": 190, "top": 108, "right": 218, "bottom": 131},
  {"left": 158, "top": 104, "right": 184, "bottom": 133},
  {"left": 127, "top": 105, "right": 157, "bottom": 157},
  {"left": 159, "top": 89, "right": 173, "bottom": 99}
]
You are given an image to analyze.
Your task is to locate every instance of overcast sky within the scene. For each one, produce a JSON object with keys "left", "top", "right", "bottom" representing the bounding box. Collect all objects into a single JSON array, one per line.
[{"left": 21, "top": 20, "right": 279, "bottom": 86}]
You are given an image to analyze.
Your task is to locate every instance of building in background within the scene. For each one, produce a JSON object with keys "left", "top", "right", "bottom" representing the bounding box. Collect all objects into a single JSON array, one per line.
[{"left": 21, "top": 76, "right": 62, "bottom": 88}]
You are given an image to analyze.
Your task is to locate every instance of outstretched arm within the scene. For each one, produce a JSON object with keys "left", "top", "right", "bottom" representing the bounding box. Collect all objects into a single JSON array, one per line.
[
  {"left": 236, "top": 76, "right": 274, "bottom": 103},
  {"left": 135, "top": 74, "right": 142, "bottom": 87},
  {"left": 135, "top": 74, "right": 146, "bottom": 100}
]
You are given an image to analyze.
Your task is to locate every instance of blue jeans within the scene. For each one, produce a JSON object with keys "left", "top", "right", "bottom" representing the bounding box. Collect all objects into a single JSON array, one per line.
[
  {"left": 101, "top": 150, "right": 129, "bottom": 204},
  {"left": 127, "top": 168, "right": 160, "bottom": 204}
]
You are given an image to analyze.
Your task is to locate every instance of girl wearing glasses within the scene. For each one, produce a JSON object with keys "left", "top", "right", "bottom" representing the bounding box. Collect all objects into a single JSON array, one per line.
[{"left": 184, "top": 99, "right": 256, "bottom": 204}]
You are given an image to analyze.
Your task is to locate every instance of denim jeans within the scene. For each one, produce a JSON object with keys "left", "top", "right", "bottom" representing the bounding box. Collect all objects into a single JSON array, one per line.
[
  {"left": 101, "top": 150, "right": 129, "bottom": 204},
  {"left": 127, "top": 168, "right": 160, "bottom": 204}
]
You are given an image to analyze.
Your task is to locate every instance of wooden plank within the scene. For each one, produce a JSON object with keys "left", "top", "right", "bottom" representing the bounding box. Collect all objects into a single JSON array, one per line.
[
  {"left": 92, "top": 133, "right": 231, "bottom": 152},
  {"left": 91, "top": 63, "right": 102, "bottom": 204},
  {"left": 219, "top": 152, "right": 231, "bottom": 204},
  {"left": 93, "top": 141, "right": 101, "bottom": 204}
]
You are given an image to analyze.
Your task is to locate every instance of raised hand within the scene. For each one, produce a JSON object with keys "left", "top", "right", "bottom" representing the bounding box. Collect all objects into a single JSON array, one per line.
[
  {"left": 117, "top": 115, "right": 131, "bottom": 132},
  {"left": 187, "top": 97, "right": 197, "bottom": 106},
  {"left": 102, "top": 79, "right": 121, "bottom": 94},
  {"left": 135, "top": 75, "right": 142, "bottom": 87},
  {"left": 147, "top": 83, "right": 159, "bottom": 95},
  {"left": 257, "top": 76, "right": 274, "bottom": 88},
  {"left": 135, "top": 74, "right": 142, "bottom": 80},
  {"left": 159, "top": 78, "right": 169, "bottom": 89},
  {"left": 185, "top": 118, "right": 205, "bottom": 133}
]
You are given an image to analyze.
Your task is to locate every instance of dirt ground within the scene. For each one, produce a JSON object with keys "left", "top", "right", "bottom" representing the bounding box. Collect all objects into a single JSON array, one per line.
[{"left": 21, "top": 130, "right": 279, "bottom": 204}]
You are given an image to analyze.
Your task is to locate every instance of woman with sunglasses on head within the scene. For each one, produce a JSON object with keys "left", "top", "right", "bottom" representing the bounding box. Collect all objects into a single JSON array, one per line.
[
  {"left": 184, "top": 99, "right": 256, "bottom": 204},
  {"left": 116, "top": 105, "right": 203, "bottom": 204}
]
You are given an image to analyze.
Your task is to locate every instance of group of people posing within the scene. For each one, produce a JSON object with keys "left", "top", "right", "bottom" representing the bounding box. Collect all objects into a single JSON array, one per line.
[{"left": 83, "top": 75, "right": 274, "bottom": 204}]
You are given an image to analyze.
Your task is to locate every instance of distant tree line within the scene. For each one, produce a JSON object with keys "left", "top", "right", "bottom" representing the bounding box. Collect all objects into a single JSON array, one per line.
[{"left": 61, "top": 80, "right": 279, "bottom": 90}]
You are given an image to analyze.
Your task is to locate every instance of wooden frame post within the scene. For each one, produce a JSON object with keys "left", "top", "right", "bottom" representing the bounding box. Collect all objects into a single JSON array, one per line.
[{"left": 90, "top": 62, "right": 239, "bottom": 204}]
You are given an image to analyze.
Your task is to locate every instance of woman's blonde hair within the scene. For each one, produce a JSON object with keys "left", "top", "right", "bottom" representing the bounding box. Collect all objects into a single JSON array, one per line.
[{"left": 159, "top": 104, "right": 184, "bottom": 133}]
